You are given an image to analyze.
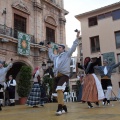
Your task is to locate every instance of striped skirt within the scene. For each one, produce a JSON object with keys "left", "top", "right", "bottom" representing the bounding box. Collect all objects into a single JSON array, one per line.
[
  {"left": 82, "top": 74, "right": 104, "bottom": 102},
  {"left": 26, "top": 82, "right": 41, "bottom": 106}
]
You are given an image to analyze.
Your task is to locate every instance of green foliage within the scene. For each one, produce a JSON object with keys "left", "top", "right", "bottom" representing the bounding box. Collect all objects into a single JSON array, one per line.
[
  {"left": 17, "top": 66, "right": 32, "bottom": 97},
  {"left": 43, "top": 75, "right": 54, "bottom": 95},
  {"left": 4, "top": 63, "right": 8, "bottom": 67}
]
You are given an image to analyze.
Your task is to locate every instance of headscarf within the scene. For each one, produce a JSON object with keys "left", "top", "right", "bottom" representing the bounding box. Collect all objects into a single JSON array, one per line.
[
  {"left": 33, "top": 67, "right": 39, "bottom": 76},
  {"left": 33, "top": 67, "right": 41, "bottom": 82},
  {"left": 84, "top": 57, "right": 91, "bottom": 66}
]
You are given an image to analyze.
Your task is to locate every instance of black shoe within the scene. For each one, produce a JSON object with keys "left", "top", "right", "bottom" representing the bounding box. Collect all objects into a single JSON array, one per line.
[
  {"left": 33, "top": 106, "right": 38, "bottom": 108},
  {"left": 87, "top": 102, "right": 93, "bottom": 108},
  {"left": 56, "top": 104, "right": 62, "bottom": 115},
  {"left": 103, "top": 98, "right": 107, "bottom": 105},
  {"left": 107, "top": 100, "right": 110, "bottom": 105},
  {"left": 9, "top": 103, "right": 15, "bottom": 106},
  {"left": 1, "top": 104, "right": 3, "bottom": 107},
  {"left": 95, "top": 102, "right": 99, "bottom": 106},
  {"left": 40, "top": 104, "right": 44, "bottom": 107},
  {"left": 62, "top": 105, "right": 67, "bottom": 113}
]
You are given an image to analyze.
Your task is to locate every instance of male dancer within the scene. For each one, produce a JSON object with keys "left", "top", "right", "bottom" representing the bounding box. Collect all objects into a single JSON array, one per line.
[
  {"left": 47, "top": 31, "right": 80, "bottom": 115},
  {"left": 0, "top": 59, "right": 13, "bottom": 111},
  {"left": 94, "top": 59, "right": 120, "bottom": 105}
]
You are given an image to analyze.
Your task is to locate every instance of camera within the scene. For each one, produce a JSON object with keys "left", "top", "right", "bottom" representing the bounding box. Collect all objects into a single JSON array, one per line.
[{"left": 74, "top": 29, "right": 78, "bottom": 32}]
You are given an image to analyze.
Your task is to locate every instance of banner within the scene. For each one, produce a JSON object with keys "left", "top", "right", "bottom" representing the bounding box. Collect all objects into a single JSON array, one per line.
[{"left": 17, "top": 32, "right": 31, "bottom": 56}]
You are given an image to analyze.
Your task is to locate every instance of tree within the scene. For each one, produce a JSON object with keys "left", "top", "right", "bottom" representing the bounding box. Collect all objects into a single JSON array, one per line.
[{"left": 17, "top": 66, "right": 32, "bottom": 97}]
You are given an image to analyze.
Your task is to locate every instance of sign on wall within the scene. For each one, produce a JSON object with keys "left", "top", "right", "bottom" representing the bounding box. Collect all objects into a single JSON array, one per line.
[
  {"left": 102, "top": 52, "right": 115, "bottom": 65},
  {"left": 17, "top": 32, "right": 31, "bottom": 56}
]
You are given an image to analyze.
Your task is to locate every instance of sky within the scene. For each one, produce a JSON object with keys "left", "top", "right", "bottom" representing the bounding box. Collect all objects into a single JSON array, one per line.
[{"left": 64, "top": 0, "right": 120, "bottom": 56}]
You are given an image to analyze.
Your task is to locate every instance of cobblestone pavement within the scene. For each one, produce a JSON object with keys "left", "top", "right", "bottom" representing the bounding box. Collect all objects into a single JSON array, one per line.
[{"left": 0, "top": 101, "right": 120, "bottom": 120}]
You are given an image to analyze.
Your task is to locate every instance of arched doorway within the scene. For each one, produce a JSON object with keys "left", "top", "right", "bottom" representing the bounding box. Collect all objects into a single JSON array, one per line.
[
  {"left": 6, "top": 62, "right": 28, "bottom": 104},
  {"left": 6, "top": 62, "right": 27, "bottom": 79}
]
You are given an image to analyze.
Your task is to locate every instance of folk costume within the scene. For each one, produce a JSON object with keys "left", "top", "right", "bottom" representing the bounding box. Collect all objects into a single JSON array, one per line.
[
  {"left": 94, "top": 60, "right": 120, "bottom": 105},
  {"left": 26, "top": 67, "right": 41, "bottom": 107},
  {"left": 7, "top": 75, "right": 16, "bottom": 106},
  {"left": 0, "top": 82, "right": 7, "bottom": 106},
  {"left": 0, "top": 60, "right": 13, "bottom": 111},
  {"left": 48, "top": 38, "right": 79, "bottom": 115},
  {"left": 78, "top": 57, "right": 104, "bottom": 108}
]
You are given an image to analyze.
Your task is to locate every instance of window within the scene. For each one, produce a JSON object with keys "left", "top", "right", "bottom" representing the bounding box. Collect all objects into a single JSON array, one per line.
[
  {"left": 105, "top": 12, "right": 112, "bottom": 18},
  {"left": 88, "top": 16, "right": 98, "bottom": 27},
  {"left": 98, "top": 14, "right": 105, "bottom": 20},
  {"left": 14, "top": 14, "right": 26, "bottom": 38},
  {"left": 90, "top": 36, "right": 100, "bottom": 53},
  {"left": 112, "top": 9, "right": 120, "bottom": 20},
  {"left": 115, "top": 31, "right": 120, "bottom": 48},
  {"left": 46, "top": 27, "right": 55, "bottom": 42}
]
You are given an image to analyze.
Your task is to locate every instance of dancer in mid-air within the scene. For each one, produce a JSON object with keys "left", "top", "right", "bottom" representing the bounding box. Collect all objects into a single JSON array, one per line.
[{"left": 47, "top": 30, "right": 80, "bottom": 115}]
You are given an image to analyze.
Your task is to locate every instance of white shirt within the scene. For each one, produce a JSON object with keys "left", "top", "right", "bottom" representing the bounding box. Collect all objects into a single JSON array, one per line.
[
  {"left": 104, "top": 66, "right": 108, "bottom": 75},
  {"left": 7, "top": 79, "right": 16, "bottom": 87},
  {"left": 33, "top": 70, "right": 40, "bottom": 82},
  {"left": 55, "top": 52, "right": 65, "bottom": 68}
]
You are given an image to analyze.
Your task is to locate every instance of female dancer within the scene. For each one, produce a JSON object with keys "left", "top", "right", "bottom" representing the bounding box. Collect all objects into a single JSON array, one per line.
[
  {"left": 78, "top": 57, "right": 104, "bottom": 108},
  {"left": 26, "top": 67, "right": 42, "bottom": 107}
]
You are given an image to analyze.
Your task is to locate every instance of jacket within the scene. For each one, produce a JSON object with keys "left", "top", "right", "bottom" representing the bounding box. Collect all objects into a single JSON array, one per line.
[
  {"left": 94, "top": 62, "right": 120, "bottom": 78},
  {"left": 48, "top": 39, "right": 79, "bottom": 76}
]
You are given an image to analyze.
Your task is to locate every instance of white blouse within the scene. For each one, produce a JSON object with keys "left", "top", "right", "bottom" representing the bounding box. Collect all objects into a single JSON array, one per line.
[{"left": 33, "top": 70, "right": 40, "bottom": 82}]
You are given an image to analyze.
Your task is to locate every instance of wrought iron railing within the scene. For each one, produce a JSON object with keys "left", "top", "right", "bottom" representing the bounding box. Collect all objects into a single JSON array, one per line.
[{"left": 0, "top": 24, "right": 35, "bottom": 43}]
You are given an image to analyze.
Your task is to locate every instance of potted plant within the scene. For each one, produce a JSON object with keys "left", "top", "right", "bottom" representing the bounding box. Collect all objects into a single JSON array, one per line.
[{"left": 17, "top": 66, "right": 32, "bottom": 104}]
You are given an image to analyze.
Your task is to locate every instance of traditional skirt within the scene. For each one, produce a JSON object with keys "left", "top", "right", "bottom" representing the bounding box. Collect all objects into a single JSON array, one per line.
[
  {"left": 26, "top": 82, "right": 41, "bottom": 106},
  {"left": 9, "top": 91, "right": 15, "bottom": 99},
  {"left": 82, "top": 74, "right": 104, "bottom": 102}
]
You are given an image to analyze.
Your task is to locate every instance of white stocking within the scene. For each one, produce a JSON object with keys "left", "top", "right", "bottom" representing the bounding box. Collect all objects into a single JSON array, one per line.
[
  {"left": 0, "top": 99, "right": 3, "bottom": 105},
  {"left": 10, "top": 99, "right": 15, "bottom": 103},
  {"left": 106, "top": 86, "right": 112, "bottom": 100}
]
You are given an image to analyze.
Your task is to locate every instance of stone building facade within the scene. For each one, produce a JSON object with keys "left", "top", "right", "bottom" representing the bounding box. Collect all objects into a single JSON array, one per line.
[{"left": 0, "top": 0, "right": 68, "bottom": 100}]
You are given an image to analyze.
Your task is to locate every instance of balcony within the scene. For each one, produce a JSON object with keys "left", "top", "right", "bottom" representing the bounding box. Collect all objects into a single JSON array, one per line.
[{"left": 0, "top": 24, "right": 35, "bottom": 43}]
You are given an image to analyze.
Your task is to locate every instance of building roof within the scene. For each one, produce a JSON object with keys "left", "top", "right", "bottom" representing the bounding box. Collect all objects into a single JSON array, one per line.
[{"left": 75, "top": 2, "right": 120, "bottom": 19}]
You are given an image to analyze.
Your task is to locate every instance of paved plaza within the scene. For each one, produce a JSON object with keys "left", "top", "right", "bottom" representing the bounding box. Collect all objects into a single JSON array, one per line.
[{"left": 0, "top": 101, "right": 120, "bottom": 120}]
